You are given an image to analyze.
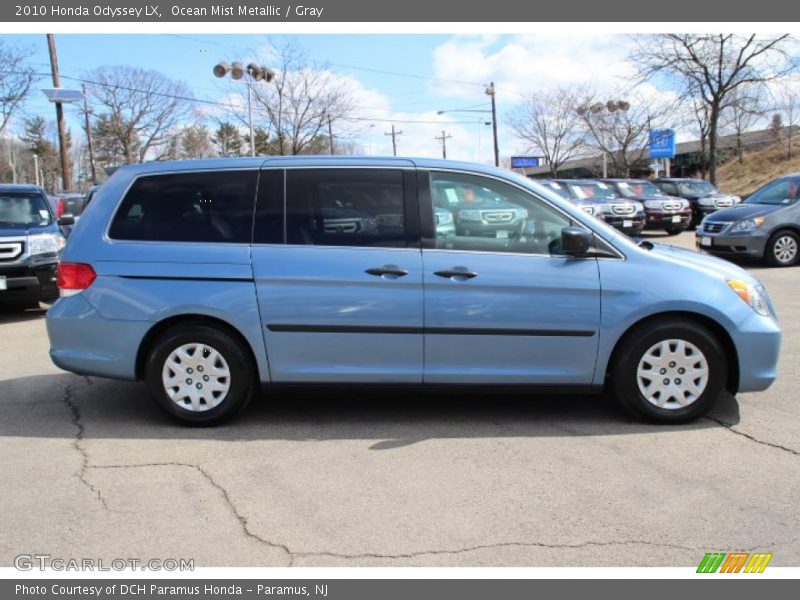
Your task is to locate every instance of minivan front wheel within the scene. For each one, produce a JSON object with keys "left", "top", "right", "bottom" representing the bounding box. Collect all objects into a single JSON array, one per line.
[
  {"left": 145, "top": 324, "right": 256, "bottom": 425},
  {"left": 765, "top": 230, "right": 799, "bottom": 267},
  {"left": 611, "top": 318, "right": 727, "bottom": 423}
]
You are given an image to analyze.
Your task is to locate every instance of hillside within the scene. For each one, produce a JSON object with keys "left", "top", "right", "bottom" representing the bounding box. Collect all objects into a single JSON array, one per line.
[{"left": 716, "top": 140, "right": 800, "bottom": 196}]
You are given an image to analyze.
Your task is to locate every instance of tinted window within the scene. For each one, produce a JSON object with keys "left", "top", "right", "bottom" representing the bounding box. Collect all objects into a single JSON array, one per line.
[
  {"left": 253, "top": 169, "right": 285, "bottom": 244},
  {"left": 286, "top": 169, "right": 409, "bottom": 248},
  {"left": 430, "top": 171, "right": 572, "bottom": 255},
  {"left": 658, "top": 182, "right": 677, "bottom": 195},
  {"left": 109, "top": 170, "right": 257, "bottom": 243}
]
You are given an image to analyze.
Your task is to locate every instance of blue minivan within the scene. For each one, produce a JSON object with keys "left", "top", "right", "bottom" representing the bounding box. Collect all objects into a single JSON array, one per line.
[{"left": 46, "top": 157, "right": 781, "bottom": 425}]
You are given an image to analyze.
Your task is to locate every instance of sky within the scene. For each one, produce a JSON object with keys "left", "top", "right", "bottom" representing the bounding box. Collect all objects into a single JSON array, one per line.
[{"left": 1, "top": 33, "right": 797, "bottom": 164}]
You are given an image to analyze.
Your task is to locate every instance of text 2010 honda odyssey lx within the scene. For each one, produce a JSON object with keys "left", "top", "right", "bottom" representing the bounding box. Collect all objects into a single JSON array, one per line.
[{"left": 46, "top": 157, "right": 781, "bottom": 425}]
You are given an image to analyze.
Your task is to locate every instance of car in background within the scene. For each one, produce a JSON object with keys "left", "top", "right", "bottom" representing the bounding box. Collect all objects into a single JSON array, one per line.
[
  {"left": 696, "top": 173, "right": 800, "bottom": 266},
  {"left": 654, "top": 178, "right": 740, "bottom": 228},
  {"left": 603, "top": 179, "right": 692, "bottom": 235},
  {"left": 433, "top": 177, "right": 529, "bottom": 239},
  {"left": 554, "top": 179, "right": 645, "bottom": 235},
  {"left": 47, "top": 191, "right": 89, "bottom": 237},
  {"left": 1, "top": 184, "right": 68, "bottom": 308},
  {"left": 537, "top": 179, "right": 605, "bottom": 221}
]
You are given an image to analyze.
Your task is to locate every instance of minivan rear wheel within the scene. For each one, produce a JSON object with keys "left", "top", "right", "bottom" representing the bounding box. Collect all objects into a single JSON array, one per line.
[
  {"left": 765, "top": 230, "right": 799, "bottom": 267},
  {"left": 145, "top": 324, "right": 256, "bottom": 426},
  {"left": 611, "top": 318, "right": 727, "bottom": 423}
]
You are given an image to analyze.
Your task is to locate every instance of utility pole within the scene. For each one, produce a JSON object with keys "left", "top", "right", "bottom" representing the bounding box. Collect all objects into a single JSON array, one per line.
[
  {"left": 81, "top": 84, "right": 97, "bottom": 185},
  {"left": 486, "top": 82, "right": 500, "bottom": 167},
  {"left": 33, "top": 154, "right": 40, "bottom": 186},
  {"left": 434, "top": 130, "right": 452, "bottom": 159},
  {"left": 47, "top": 34, "right": 72, "bottom": 191},
  {"left": 327, "top": 115, "right": 335, "bottom": 154},
  {"left": 384, "top": 124, "right": 403, "bottom": 156}
]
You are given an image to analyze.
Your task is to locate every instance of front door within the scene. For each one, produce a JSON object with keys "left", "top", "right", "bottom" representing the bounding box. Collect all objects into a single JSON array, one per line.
[{"left": 421, "top": 170, "right": 601, "bottom": 385}]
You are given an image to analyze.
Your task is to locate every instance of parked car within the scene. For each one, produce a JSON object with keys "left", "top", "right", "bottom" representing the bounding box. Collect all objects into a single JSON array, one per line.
[
  {"left": 1, "top": 184, "right": 68, "bottom": 308},
  {"left": 537, "top": 179, "right": 605, "bottom": 220},
  {"left": 602, "top": 179, "right": 692, "bottom": 235},
  {"left": 554, "top": 179, "right": 645, "bottom": 235},
  {"left": 654, "top": 178, "right": 740, "bottom": 228},
  {"left": 47, "top": 157, "right": 780, "bottom": 426},
  {"left": 696, "top": 173, "right": 800, "bottom": 266}
]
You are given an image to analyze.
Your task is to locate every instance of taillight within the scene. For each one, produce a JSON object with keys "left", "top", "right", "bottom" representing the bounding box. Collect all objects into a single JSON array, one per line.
[
  {"left": 57, "top": 262, "right": 96, "bottom": 297},
  {"left": 57, "top": 198, "right": 65, "bottom": 218}
]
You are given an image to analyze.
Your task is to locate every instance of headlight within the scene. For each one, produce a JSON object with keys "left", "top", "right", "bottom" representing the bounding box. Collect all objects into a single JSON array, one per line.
[
  {"left": 698, "top": 197, "right": 716, "bottom": 207},
  {"left": 580, "top": 205, "right": 596, "bottom": 216},
  {"left": 437, "top": 212, "right": 453, "bottom": 224},
  {"left": 27, "top": 233, "right": 63, "bottom": 256},
  {"left": 644, "top": 200, "right": 662, "bottom": 209},
  {"left": 726, "top": 278, "right": 770, "bottom": 316},
  {"left": 732, "top": 196, "right": 742, "bottom": 204},
  {"left": 514, "top": 208, "right": 529, "bottom": 219},
  {"left": 730, "top": 217, "right": 765, "bottom": 233},
  {"left": 458, "top": 209, "right": 482, "bottom": 221},
  {"left": 634, "top": 203, "right": 645, "bottom": 214}
]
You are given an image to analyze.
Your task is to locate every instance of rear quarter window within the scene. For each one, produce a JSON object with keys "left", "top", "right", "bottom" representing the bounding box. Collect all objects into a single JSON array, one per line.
[{"left": 109, "top": 170, "right": 258, "bottom": 243}]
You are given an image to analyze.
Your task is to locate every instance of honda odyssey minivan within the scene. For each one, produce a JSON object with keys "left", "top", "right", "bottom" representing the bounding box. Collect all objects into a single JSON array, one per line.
[{"left": 46, "top": 157, "right": 781, "bottom": 425}]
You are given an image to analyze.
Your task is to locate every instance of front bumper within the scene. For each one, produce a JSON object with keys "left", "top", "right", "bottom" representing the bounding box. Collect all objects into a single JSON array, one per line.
[
  {"left": 455, "top": 219, "right": 526, "bottom": 238},
  {"left": 644, "top": 210, "right": 692, "bottom": 230},
  {"left": 730, "top": 311, "right": 781, "bottom": 393},
  {"left": 602, "top": 215, "right": 645, "bottom": 234},
  {"left": 0, "top": 261, "right": 58, "bottom": 303},
  {"left": 695, "top": 229, "right": 768, "bottom": 258}
]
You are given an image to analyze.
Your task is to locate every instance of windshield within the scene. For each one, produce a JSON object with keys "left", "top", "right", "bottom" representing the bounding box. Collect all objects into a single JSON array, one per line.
[
  {"left": 614, "top": 181, "right": 664, "bottom": 197},
  {"left": 677, "top": 180, "right": 717, "bottom": 196},
  {"left": 744, "top": 177, "right": 800, "bottom": 206},
  {"left": 567, "top": 182, "right": 617, "bottom": 200},
  {"left": 539, "top": 181, "right": 573, "bottom": 200},
  {"left": 0, "top": 192, "right": 53, "bottom": 227}
]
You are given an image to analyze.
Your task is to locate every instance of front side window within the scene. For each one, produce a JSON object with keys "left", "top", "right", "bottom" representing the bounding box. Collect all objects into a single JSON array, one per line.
[
  {"left": 0, "top": 192, "right": 52, "bottom": 228},
  {"left": 109, "top": 170, "right": 257, "bottom": 243},
  {"left": 429, "top": 171, "right": 572, "bottom": 255},
  {"left": 286, "top": 169, "right": 410, "bottom": 248},
  {"left": 744, "top": 177, "right": 800, "bottom": 206}
]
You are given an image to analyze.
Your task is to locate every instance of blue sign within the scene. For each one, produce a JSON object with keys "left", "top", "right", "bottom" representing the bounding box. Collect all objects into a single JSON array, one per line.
[
  {"left": 649, "top": 129, "right": 676, "bottom": 159},
  {"left": 511, "top": 156, "right": 541, "bottom": 168}
]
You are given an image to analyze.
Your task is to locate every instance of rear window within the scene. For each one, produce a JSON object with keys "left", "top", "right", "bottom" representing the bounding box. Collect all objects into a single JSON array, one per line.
[{"left": 109, "top": 171, "right": 258, "bottom": 243}]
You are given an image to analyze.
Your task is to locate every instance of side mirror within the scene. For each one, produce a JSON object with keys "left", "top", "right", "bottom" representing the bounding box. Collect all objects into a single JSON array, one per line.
[
  {"left": 58, "top": 214, "right": 75, "bottom": 227},
  {"left": 561, "top": 226, "right": 592, "bottom": 255}
]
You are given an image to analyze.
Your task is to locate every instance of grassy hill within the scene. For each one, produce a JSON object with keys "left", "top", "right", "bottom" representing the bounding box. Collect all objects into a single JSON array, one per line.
[{"left": 716, "top": 140, "right": 800, "bottom": 196}]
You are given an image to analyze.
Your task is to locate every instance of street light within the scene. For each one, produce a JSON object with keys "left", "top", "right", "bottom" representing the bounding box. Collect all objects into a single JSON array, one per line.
[
  {"left": 213, "top": 61, "right": 275, "bottom": 157},
  {"left": 576, "top": 99, "right": 629, "bottom": 178},
  {"left": 437, "top": 98, "right": 500, "bottom": 167}
]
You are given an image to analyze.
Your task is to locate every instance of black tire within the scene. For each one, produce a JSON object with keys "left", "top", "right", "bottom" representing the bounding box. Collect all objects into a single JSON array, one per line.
[
  {"left": 144, "top": 323, "right": 256, "bottom": 426},
  {"left": 665, "top": 226, "right": 684, "bottom": 236},
  {"left": 764, "top": 229, "right": 800, "bottom": 267},
  {"left": 611, "top": 318, "right": 727, "bottom": 424}
]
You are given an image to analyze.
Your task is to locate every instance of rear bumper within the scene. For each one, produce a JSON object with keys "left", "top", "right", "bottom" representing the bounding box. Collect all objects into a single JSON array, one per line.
[
  {"left": 0, "top": 262, "right": 58, "bottom": 303},
  {"left": 46, "top": 294, "right": 148, "bottom": 380}
]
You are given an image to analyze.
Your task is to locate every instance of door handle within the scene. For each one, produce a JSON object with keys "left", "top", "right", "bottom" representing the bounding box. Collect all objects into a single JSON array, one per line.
[
  {"left": 365, "top": 265, "right": 409, "bottom": 277},
  {"left": 434, "top": 268, "right": 478, "bottom": 280}
]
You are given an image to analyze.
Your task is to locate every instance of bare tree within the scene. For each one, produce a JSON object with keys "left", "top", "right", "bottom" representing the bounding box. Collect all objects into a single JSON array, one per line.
[
  {"left": 630, "top": 34, "right": 797, "bottom": 184},
  {"left": 86, "top": 66, "right": 193, "bottom": 163},
  {"left": 722, "top": 84, "right": 765, "bottom": 164},
  {"left": 0, "top": 40, "right": 38, "bottom": 136},
  {"left": 688, "top": 95, "right": 712, "bottom": 178},
  {"left": 774, "top": 81, "right": 800, "bottom": 159},
  {"left": 178, "top": 124, "right": 214, "bottom": 159},
  {"left": 248, "top": 40, "right": 356, "bottom": 155},
  {"left": 508, "top": 86, "right": 586, "bottom": 177}
]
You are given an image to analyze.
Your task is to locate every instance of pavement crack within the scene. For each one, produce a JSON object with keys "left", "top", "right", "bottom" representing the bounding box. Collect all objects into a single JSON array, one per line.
[
  {"left": 61, "top": 377, "right": 107, "bottom": 509},
  {"left": 294, "top": 539, "right": 703, "bottom": 562},
  {"left": 91, "top": 462, "right": 294, "bottom": 566},
  {"left": 706, "top": 417, "right": 800, "bottom": 457}
]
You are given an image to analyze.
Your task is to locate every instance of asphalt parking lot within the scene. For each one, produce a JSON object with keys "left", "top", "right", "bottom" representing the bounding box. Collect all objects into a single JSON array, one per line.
[{"left": 1, "top": 230, "right": 798, "bottom": 568}]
